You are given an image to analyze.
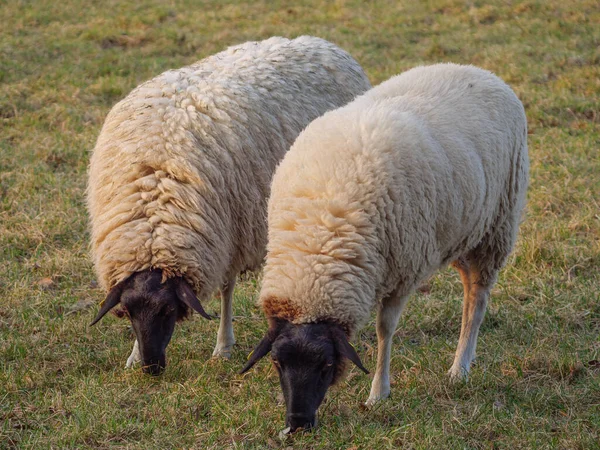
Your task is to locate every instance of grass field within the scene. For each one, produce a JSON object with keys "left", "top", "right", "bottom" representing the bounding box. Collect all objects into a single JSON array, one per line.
[{"left": 1, "top": 0, "right": 599, "bottom": 448}]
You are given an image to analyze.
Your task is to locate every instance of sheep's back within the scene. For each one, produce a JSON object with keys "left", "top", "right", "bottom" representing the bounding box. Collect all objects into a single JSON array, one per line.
[{"left": 362, "top": 64, "right": 528, "bottom": 276}]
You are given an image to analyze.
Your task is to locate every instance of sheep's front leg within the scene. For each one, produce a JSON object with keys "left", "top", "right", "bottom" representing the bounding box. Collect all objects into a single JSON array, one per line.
[
  {"left": 125, "top": 339, "right": 141, "bottom": 368},
  {"left": 365, "top": 293, "right": 409, "bottom": 407},
  {"left": 212, "top": 277, "right": 236, "bottom": 359}
]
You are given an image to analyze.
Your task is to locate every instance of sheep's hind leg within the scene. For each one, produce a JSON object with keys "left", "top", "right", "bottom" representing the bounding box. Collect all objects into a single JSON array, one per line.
[
  {"left": 448, "top": 257, "right": 495, "bottom": 382},
  {"left": 212, "top": 277, "right": 236, "bottom": 359},
  {"left": 125, "top": 339, "right": 141, "bottom": 369},
  {"left": 365, "top": 290, "right": 409, "bottom": 407}
]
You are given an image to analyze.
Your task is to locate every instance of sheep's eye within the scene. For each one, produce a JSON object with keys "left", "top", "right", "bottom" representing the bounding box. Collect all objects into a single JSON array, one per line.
[
  {"left": 114, "top": 306, "right": 129, "bottom": 319},
  {"left": 320, "top": 362, "right": 334, "bottom": 377},
  {"left": 160, "top": 304, "right": 175, "bottom": 315}
]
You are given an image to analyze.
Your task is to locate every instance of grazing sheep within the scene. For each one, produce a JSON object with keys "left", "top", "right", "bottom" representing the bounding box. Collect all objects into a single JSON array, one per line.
[
  {"left": 241, "top": 63, "right": 529, "bottom": 432},
  {"left": 87, "top": 36, "right": 371, "bottom": 374}
]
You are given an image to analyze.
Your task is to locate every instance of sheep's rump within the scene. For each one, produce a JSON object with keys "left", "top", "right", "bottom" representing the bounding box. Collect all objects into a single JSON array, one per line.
[
  {"left": 88, "top": 36, "right": 371, "bottom": 295},
  {"left": 261, "top": 63, "right": 528, "bottom": 332}
]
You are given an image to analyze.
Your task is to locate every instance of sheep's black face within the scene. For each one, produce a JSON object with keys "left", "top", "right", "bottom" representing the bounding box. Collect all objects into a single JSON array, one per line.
[
  {"left": 90, "top": 269, "right": 212, "bottom": 375},
  {"left": 272, "top": 322, "right": 339, "bottom": 431},
  {"left": 240, "top": 319, "right": 368, "bottom": 433},
  {"left": 120, "top": 271, "right": 183, "bottom": 375}
]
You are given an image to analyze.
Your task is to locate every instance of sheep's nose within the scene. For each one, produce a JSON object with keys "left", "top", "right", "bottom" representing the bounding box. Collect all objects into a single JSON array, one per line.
[
  {"left": 286, "top": 414, "right": 317, "bottom": 432},
  {"left": 142, "top": 357, "right": 165, "bottom": 376}
]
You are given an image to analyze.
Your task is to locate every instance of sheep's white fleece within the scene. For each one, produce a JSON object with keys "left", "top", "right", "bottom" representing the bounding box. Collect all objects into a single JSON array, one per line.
[
  {"left": 88, "top": 36, "right": 371, "bottom": 295},
  {"left": 260, "top": 63, "right": 528, "bottom": 335}
]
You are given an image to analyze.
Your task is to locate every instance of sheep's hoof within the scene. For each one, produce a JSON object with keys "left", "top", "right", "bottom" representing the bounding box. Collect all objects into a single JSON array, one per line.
[
  {"left": 125, "top": 357, "right": 140, "bottom": 369},
  {"left": 212, "top": 346, "right": 233, "bottom": 359},
  {"left": 364, "top": 390, "right": 390, "bottom": 408},
  {"left": 364, "top": 398, "right": 378, "bottom": 408},
  {"left": 447, "top": 366, "right": 469, "bottom": 383}
]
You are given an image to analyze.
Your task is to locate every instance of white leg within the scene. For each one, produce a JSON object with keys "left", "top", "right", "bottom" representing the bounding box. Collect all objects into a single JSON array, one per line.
[
  {"left": 125, "top": 339, "right": 141, "bottom": 369},
  {"left": 448, "top": 261, "right": 492, "bottom": 381},
  {"left": 365, "top": 293, "right": 409, "bottom": 407},
  {"left": 212, "top": 277, "right": 236, "bottom": 359}
]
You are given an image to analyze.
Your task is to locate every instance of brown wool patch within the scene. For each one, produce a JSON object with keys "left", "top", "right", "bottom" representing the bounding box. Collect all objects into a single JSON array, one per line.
[{"left": 262, "top": 296, "right": 300, "bottom": 322}]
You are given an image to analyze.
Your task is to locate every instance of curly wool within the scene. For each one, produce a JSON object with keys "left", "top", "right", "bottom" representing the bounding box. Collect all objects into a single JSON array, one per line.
[
  {"left": 88, "top": 36, "right": 371, "bottom": 296},
  {"left": 260, "top": 63, "right": 529, "bottom": 336}
]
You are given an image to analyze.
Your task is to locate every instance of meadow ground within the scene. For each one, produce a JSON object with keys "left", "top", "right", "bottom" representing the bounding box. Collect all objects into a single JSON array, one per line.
[{"left": 1, "top": 0, "right": 599, "bottom": 448}]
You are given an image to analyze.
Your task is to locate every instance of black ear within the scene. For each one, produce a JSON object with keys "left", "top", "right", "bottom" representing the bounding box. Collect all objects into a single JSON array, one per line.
[
  {"left": 333, "top": 328, "right": 369, "bottom": 374},
  {"left": 174, "top": 278, "right": 212, "bottom": 320},
  {"left": 239, "top": 333, "right": 274, "bottom": 374},
  {"left": 90, "top": 279, "right": 126, "bottom": 326}
]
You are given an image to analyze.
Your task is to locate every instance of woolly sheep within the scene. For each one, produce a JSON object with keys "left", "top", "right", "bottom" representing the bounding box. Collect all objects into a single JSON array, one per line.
[
  {"left": 87, "top": 36, "right": 371, "bottom": 374},
  {"left": 242, "top": 63, "right": 529, "bottom": 432}
]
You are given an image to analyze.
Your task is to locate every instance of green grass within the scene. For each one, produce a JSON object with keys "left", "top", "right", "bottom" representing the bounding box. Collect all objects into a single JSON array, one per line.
[{"left": 1, "top": 0, "right": 599, "bottom": 448}]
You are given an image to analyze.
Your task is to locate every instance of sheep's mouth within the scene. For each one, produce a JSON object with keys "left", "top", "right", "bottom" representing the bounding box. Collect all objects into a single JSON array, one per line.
[
  {"left": 279, "top": 416, "right": 318, "bottom": 438},
  {"left": 285, "top": 416, "right": 318, "bottom": 432},
  {"left": 141, "top": 357, "right": 165, "bottom": 375}
]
